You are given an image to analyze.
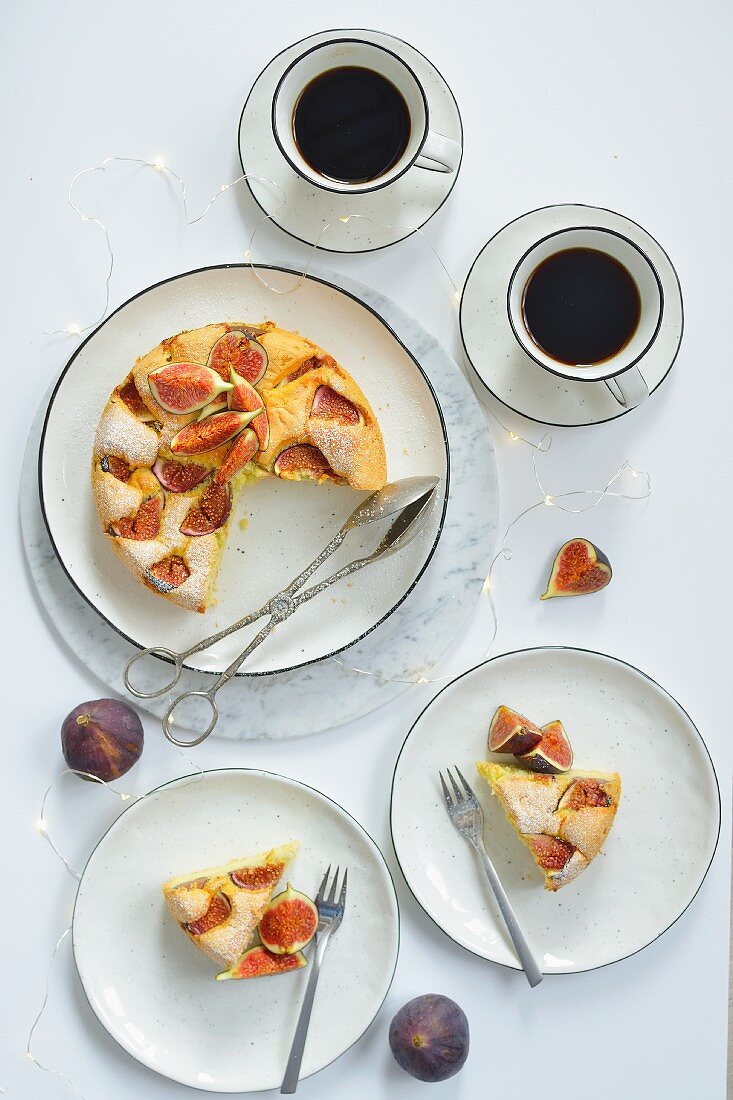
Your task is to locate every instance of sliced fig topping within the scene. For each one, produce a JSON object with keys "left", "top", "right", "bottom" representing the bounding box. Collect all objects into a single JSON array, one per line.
[
  {"left": 258, "top": 884, "right": 318, "bottom": 955},
  {"left": 227, "top": 368, "right": 269, "bottom": 449},
  {"left": 214, "top": 428, "right": 259, "bottom": 485},
  {"left": 197, "top": 392, "right": 228, "bottom": 421},
  {"left": 274, "top": 443, "right": 338, "bottom": 482},
  {"left": 117, "top": 379, "right": 155, "bottom": 422},
  {"left": 184, "top": 892, "right": 231, "bottom": 936},
  {"left": 100, "top": 455, "right": 131, "bottom": 482},
  {"left": 488, "top": 705, "right": 543, "bottom": 755},
  {"left": 558, "top": 778, "right": 612, "bottom": 811},
  {"left": 541, "top": 538, "right": 612, "bottom": 600},
  {"left": 230, "top": 861, "right": 285, "bottom": 891},
  {"left": 171, "top": 410, "right": 257, "bottom": 455},
  {"left": 145, "top": 555, "right": 190, "bottom": 593},
  {"left": 110, "top": 493, "right": 163, "bottom": 540},
  {"left": 527, "top": 834, "right": 576, "bottom": 872},
  {"left": 311, "top": 385, "right": 361, "bottom": 425},
  {"left": 279, "top": 355, "right": 321, "bottom": 385},
  {"left": 148, "top": 362, "right": 232, "bottom": 415},
  {"left": 516, "top": 720, "right": 574, "bottom": 773},
  {"left": 216, "top": 944, "right": 307, "bottom": 981},
  {"left": 152, "top": 457, "right": 209, "bottom": 493},
  {"left": 180, "top": 483, "right": 232, "bottom": 537},
  {"left": 208, "top": 331, "right": 268, "bottom": 385}
]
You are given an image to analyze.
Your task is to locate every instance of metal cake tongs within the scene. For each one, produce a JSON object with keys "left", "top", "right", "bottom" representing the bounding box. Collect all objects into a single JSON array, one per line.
[{"left": 124, "top": 476, "right": 439, "bottom": 748}]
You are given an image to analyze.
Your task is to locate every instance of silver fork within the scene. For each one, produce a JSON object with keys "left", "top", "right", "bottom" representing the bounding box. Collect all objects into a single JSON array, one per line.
[
  {"left": 439, "top": 766, "right": 543, "bottom": 987},
  {"left": 280, "top": 866, "right": 348, "bottom": 1094}
]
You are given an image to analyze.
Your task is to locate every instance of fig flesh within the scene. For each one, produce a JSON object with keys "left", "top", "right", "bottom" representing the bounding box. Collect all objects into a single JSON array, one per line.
[
  {"left": 145, "top": 555, "right": 191, "bottom": 593},
  {"left": 216, "top": 944, "right": 307, "bottom": 981},
  {"left": 208, "top": 330, "right": 268, "bottom": 386},
  {"left": 214, "top": 428, "right": 259, "bottom": 485},
  {"left": 274, "top": 443, "right": 338, "bottom": 482},
  {"left": 152, "top": 457, "right": 209, "bottom": 493},
  {"left": 558, "top": 778, "right": 612, "bottom": 810},
  {"left": 227, "top": 368, "right": 270, "bottom": 450},
  {"left": 148, "top": 363, "right": 232, "bottom": 415},
  {"left": 180, "top": 483, "right": 232, "bottom": 536},
  {"left": 258, "top": 883, "right": 318, "bottom": 955},
  {"left": 100, "top": 455, "right": 131, "bottom": 482},
  {"left": 279, "top": 355, "right": 321, "bottom": 386},
  {"left": 185, "top": 892, "right": 231, "bottom": 936},
  {"left": 117, "top": 379, "right": 155, "bottom": 421},
  {"left": 527, "top": 834, "right": 576, "bottom": 871},
  {"left": 488, "top": 705, "right": 543, "bottom": 755},
  {"left": 389, "top": 994, "right": 469, "bottom": 1083},
  {"left": 516, "top": 719, "right": 573, "bottom": 773},
  {"left": 541, "top": 538, "right": 612, "bottom": 599},
  {"left": 311, "top": 385, "right": 361, "bottom": 425},
  {"left": 61, "top": 698, "right": 143, "bottom": 781},
  {"left": 171, "top": 410, "right": 258, "bottom": 456},
  {"left": 110, "top": 492, "right": 163, "bottom": 540}
]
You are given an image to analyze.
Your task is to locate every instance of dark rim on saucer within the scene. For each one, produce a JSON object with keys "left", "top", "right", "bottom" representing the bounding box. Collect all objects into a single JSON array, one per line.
[
  {"left": 72, "top": 767, "right": 401, "bottom": 1093},
  {"left": 506, "top": 225, "right": 665, "bottom": 383},
  {"left": 38, "top": 263, "right": 450, "bottom": 680},
  {"left": 270, "top": 37, "right": 431, "bottom": 196},
  {"left": 389, "top": 646, "right": 721, "bottom": 977},
  {"left": 458, "top": 203, "right": 684, "bottom": 427},
  {"left": 239, "top": 28, "right": 463, "bottom": 254}
]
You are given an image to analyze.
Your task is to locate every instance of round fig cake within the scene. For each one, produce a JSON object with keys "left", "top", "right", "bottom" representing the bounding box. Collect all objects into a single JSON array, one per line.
[{"left": 92, "top": 321, "right": 387, "bottom": 612}]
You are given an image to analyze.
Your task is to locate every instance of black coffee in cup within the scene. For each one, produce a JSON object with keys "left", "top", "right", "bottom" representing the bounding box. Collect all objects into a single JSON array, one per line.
[
  {"left": 522, "top": 247, "right": 641, "bottom": 365},
  {"left": 292, "top": 66, "right": 411, "bottom": 184}
]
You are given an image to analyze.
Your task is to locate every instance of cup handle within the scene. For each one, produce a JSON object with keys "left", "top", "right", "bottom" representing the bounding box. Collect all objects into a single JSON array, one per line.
[
  {"left": 604, "top": 367, "right": 648, "bottom": 409},
  {"left": 415, "top": 130, "right": 461, "bottom": 174}
]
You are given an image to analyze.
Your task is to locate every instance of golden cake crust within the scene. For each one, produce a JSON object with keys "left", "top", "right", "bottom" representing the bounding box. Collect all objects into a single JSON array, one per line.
[{"left": 92, "top": 322, "right": 387, "bottom": 611}]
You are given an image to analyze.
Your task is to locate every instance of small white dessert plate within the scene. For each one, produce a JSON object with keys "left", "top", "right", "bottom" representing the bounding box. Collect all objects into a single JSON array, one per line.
[
  {"left": 39, "top": 264, "right": 448, "bottom": 677},
  {"left": 238, "top": 28, "right": 463, "bottom": 253},
  {"left": 73, "top": 769, "right": 399, "bottom": 1093},
  {"left": 391, "top": 647, "right": 720, "bottom": 974},
  {"left": 459, "top": 204, "right": 683, "bottom": 426}
]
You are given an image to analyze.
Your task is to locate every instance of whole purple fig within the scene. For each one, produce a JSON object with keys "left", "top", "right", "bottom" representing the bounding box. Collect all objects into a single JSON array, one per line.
[
  {"left": 389, "top": 994, "right": 469, "bottom": 1082},
  {"left": 61, "top": 698, "right": 143, "bottom": 782}
]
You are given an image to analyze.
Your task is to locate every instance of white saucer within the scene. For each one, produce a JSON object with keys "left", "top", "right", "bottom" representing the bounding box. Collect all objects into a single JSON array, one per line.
[
  {"left": 459, "top": 205, "right": 684, "bottom": 426},
  {"left": 73, "top": 769, "right": 399, "bottom": 1092},
  {"left": 391, "top": 647, "right": 720, "bottom": 974},
  {"left": 238, "top": 29, "right": 463, "bottom": 253}
]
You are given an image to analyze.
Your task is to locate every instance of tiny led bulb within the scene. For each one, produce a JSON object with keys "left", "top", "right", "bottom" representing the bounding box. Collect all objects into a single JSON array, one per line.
[
  {"left": 509, "top": 431, "right": 518, "bottom": 441},
  {"left": 453, "top": 289, "right": 461, "bottom": 302},
  {"left": 66, "top": 323, "right": 81, "bottom": 336},
  {"left": 338, "top": 215, "right": 350, "bottom": 224},
  {"left": 35, "top": 818, "right": 47, "bottom": 833},
  {"left": 151, "top": 156, "right": 166, "bottom": 171},
  {"left": 544, "top": 494, "right": 554, "bottom": 506}
]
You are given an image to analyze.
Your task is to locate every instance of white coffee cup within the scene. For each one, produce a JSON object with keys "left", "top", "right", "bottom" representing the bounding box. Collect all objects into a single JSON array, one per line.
[
  {"left": 507, "top": 227, "right": 664, "bottom": 408},
  {"left": 271, "top": 38, "right": 461, "bottom": 195}
]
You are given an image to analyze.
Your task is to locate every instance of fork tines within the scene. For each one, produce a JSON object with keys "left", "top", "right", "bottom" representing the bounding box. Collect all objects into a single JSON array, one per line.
[
  {"left": 439, "top": 765, "right": 479, "bottom": 810},
  {"left": 315, "top": 865, "right": 348, "bottom": 914}
]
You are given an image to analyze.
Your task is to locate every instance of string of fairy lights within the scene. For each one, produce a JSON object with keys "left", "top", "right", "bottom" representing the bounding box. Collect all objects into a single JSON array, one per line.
[{"left": 23, "top": 153, "right": 651, "bottom": 1096}]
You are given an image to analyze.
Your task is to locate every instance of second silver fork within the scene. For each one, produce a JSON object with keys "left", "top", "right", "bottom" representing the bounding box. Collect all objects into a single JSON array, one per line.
[
  {"left": 440, "top": 766, "right": 543, "bottom": 987},
  {"left": 280, "top": 866, "right": 348, "bottom": 1094}
]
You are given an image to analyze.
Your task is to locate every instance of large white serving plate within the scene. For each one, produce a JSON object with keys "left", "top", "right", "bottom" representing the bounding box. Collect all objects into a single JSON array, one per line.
[
  {"left": 73, "top": 769, "right": 399, "bottom": 1092},
  {"left": 391, "top": 647, "right": 720, "bottom": 974},
  {"left": 39, "top": 265, "right": 448, "bottom": 675}
]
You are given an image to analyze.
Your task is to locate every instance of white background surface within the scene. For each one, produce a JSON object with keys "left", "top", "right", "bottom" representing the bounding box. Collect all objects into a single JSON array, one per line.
[{"left": 3, "top": 2, "right": 730, "bottom": 1098}]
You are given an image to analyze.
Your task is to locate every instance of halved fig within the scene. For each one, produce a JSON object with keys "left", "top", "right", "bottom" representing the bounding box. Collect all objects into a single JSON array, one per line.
[
  {"left": 208, "top": 330, "right": 268, "bottom": 386},
  {"left": 274, "top": 443, "right": 338, "bottom": 482},
  {"left": 100, "top": 455, "right": 131, "bottom": 482},
  {"left": 311, "top": 385, "right": 361, "bottom": 425},
  {"left": 214, "top": 428, "right": 258, "bottom": 485},
  {"left": 216, "top": 944, "right": 306, "bottom": 981},
  {"left": 527, "top": 834, "right": 575, "bottom": 872},
  {"left": 279, "top": 355, "right": 321, "bottom": 386},
  {"left": 541, "top": 538, "right": 612, "bottom": 600},
  {"left": 487, "top": 705, "right": 543, "bottom": 755},
  {"left": 152, "top": 457, "right": 209, "bottom": 493},
  {"left": 117, "top": 379, "right": 155, "bottom": 422},
  {"left": 171, "top": 410, "right": 258, "bottom": 456},
  {"left": 227, "top": 368, "right": 269, "bottom": 450},
  {"left": 196, "top": 392, "right": 228, "bottom": 421},
  {"left": 258, "top": 883, "right": 318, "bottom": 955},
  {"left": 110, "top": 493, "right": 163, "bottom": 540},
  {"left": 184, "top": 892, "right": 231, "bottom": 936},
  {"left": 180, "top": 483, "right": 232, "bottom": 536},
  {"left": 230, "top": 861, "right": 286, "bottom": 891},
  {"left": 145, "top": 555, "right": 190, "bottom": 593},
  {"left": 557, "top": 778, "right": 612, "bottom": 811},
  {"left": 516, "top": 720, "right": 573, "bottom": 774},
  {"left": 148, "top": 362, "right": 233, "bottom": 415}
]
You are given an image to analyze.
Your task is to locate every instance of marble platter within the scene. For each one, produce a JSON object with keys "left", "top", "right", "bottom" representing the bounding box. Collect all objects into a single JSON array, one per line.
[{"left": 22, "top": 267, "right": 498, "bottom": 739}]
